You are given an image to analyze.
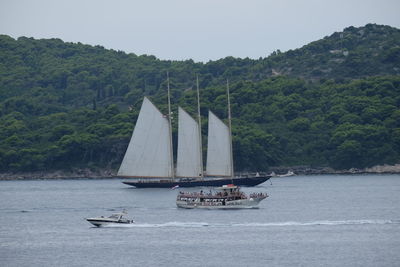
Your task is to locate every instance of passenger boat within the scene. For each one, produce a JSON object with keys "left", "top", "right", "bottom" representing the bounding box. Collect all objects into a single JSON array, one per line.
[
  {"left": 86, "top": 210, "right": 134, "bottom": 227},
  {"left": 119, "top": 76, "right": 271, "bottom": 188},
  {"left": 176, "top": 184, "right": 268, "bottom": 209}
]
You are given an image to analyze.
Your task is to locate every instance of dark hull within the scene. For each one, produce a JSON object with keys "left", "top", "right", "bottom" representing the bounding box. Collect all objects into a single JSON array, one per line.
[{"left": 122, "top": 176, "right": 270, "bottom": 188}]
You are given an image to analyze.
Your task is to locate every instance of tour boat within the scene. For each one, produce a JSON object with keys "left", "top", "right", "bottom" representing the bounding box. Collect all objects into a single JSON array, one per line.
[{"left": 176, "top": 184, "right": 268, "bottom": 209}]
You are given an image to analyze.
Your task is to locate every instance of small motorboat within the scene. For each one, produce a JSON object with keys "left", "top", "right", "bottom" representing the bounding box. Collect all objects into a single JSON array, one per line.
[
  {"left": 176, "top": 184, "right": 268, "bottom": 209},
  {"left": 86, "top": 210, "right": 134, "bottom": 227},
  {"left": 277, "top": 170, "right": 295, "bottom": 177}
]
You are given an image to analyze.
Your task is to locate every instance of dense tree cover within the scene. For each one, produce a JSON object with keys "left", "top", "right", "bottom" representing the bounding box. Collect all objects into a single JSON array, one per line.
[
  {"left": 0, "top": 24, "right": 399, "bottom": 173},
  {"left": 271, "top": 24, "right": 400, "bottom": 78}
]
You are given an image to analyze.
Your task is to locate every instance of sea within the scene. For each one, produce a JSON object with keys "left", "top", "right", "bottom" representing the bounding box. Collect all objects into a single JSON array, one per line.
[{"left": 0, "top": 174, "right": 399, "bottom": 267}]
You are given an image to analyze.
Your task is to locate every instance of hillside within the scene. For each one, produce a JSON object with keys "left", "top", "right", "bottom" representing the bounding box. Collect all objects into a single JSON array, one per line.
[
  {"left": 0, "top": 23, "right": 399, "bottom": 173},
  {"left": 263, "top": 23, "right": 400, "bottom": 79}
]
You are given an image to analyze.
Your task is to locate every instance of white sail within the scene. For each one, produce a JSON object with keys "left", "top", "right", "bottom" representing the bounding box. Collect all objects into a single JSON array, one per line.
[
  {"left": 118, "top": 97, "right": 173, "bottom": 178},
  {"left": 206, "top": 111, "right": 233, "bottom": 176},
  {"left": 176, "top": 107, "right": 203, "bottom": 177}
]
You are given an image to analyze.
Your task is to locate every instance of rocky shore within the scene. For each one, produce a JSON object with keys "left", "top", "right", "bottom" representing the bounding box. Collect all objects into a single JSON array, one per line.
[
  {"left": 0, "top": 168, "right": 117, "bottom": 180},
  {"left": 1, "top": 164, "right": 399, "bottom": 180},
  {"left": 270, "top": 164, "right": 400, "bottom": 176}
]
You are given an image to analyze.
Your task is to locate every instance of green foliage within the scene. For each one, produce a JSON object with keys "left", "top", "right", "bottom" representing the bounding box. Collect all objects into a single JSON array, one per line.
[
  {"left": 0, "top": 24, "right": 400, "bottom": 172},
  {"left": 233, "top": 124, "right": 281, "bottom": 171}
]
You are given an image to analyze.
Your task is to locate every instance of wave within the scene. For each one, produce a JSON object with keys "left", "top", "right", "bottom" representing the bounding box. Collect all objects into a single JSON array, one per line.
[
  {"left": 233, "top": 219, "right": 400, "bottom": 227},
  {"left": 101, "top": 219, "right": 400, "bottom": 228}
]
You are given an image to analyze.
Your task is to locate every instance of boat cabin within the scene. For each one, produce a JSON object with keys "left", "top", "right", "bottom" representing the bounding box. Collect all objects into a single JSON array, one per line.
[
  {"left": 177, "top": 184, "right": 247, "bottom": 202},
  {"left": 216, "top": 184, "right": 239, "bottom": 193}
]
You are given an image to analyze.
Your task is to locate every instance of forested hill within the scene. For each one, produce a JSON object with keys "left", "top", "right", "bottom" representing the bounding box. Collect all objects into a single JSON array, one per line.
[
  {"left": 264, "top": 24, "right": 400, "bottom": 79},
  {"left": 0, "top": 23, "right": 399, "bottom": 173}
]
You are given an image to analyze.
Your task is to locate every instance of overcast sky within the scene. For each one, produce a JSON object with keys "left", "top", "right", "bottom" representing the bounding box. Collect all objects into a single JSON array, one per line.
[{"left": 1, "top": 0, "right": 399, "bottom": 62}]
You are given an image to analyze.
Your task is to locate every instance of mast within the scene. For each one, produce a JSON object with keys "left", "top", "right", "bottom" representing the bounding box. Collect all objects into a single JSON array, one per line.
[
  {"left": 167, "top": 72, "right": 175, "bottom": 179},
  {"left": 196, "top": 75, "right": 204, "bottom": 178},
  {"left": 226, "top": 79, "right": 234, "bottom": 178}
]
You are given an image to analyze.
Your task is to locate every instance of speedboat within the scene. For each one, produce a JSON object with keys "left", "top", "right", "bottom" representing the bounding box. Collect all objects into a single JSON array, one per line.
[
  {"left": 277, "top": 170, "right": 295, "bottom": 177},
  {"left": 176, "top": 184, "right": 268, "bottom": 209},
  {"left": 86, "top": 210, "right": 134, "bottom": 227}
]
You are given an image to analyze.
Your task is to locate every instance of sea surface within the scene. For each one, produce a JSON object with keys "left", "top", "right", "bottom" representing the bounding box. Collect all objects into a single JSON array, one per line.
[{"left": 0, "top": 174, "right": 399, "bottom": 267}]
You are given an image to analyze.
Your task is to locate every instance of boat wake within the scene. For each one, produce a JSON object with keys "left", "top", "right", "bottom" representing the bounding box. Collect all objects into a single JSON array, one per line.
[
  {"left": 232, "top": 219, "right": 400, "bottom": 227},
  {"left": 101, "top": 219, "right": 400, "bottom": 228}
]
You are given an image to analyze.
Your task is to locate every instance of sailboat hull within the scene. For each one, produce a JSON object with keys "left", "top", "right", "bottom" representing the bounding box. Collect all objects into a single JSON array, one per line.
[{"left": 122, "top": 175, "right": 271, "bottom": 188}]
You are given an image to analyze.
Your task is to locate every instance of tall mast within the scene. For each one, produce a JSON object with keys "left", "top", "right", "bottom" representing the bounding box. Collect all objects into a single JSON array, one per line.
[
  {"left": 196, "top": 75, "right": 204, "bottom": 178},
  {"left": 167, "top": 72, "right": 175, "bottom": 179},
  {"left": 226, "top": 79, "right": 234, "bottom": 178}
]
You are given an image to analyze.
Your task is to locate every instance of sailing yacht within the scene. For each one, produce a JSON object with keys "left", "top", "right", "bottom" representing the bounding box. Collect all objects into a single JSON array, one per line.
[{"left": 119, "top": 79, "right": 271, "bottom": 188}]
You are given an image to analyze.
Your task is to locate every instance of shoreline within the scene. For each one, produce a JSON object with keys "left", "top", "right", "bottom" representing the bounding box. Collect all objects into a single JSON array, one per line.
[
  {"left": 0, "top": 164, "right": 399, "bottom": 181},
  {"left": 269, "top": 164, "right": 400, "bottom": 176},
  {"left": 0, "top": 169, "right": 117, "bottom": 181}
]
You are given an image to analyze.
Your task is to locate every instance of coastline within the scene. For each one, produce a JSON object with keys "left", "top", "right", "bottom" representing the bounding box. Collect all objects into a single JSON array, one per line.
[
  {"left": 0, "top": 163, "right": 399, "bottom": 181},
  {"left": 0, "top": 168, "right": 118, "bottom": 181},
  {"left": 269, "top": 164, "right": 400, "bottom": 176}
]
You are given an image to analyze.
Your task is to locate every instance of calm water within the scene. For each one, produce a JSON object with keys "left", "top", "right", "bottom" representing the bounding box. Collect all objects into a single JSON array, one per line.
[{"left": 0, "top": 174, "right": 399, "bottom": 267}]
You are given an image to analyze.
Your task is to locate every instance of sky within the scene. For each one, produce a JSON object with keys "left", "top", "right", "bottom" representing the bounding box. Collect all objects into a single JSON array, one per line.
[{"left": 1, "top": 0, "right": 399, "bottom": 62}]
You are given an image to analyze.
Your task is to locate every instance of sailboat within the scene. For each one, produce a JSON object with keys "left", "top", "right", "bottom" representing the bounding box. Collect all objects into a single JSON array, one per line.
[{"left": 119, "top": 77, "right": 271, "bottom": 188}]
